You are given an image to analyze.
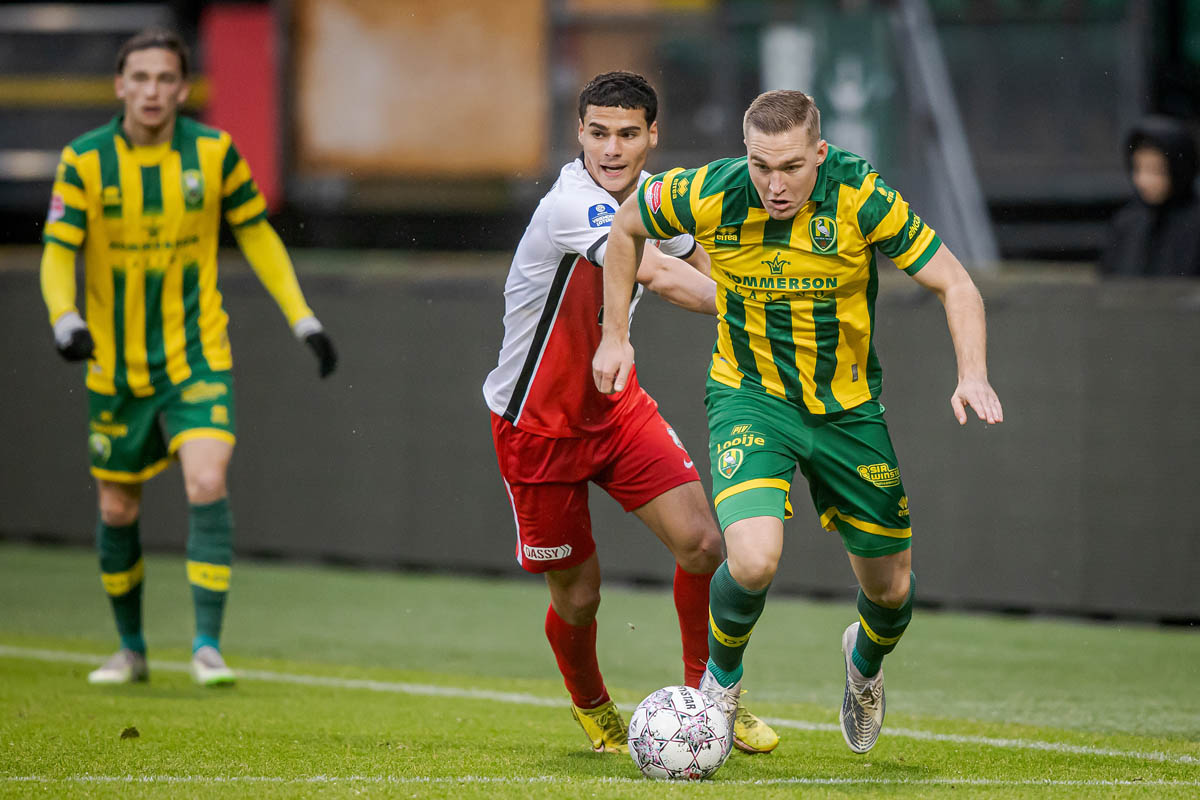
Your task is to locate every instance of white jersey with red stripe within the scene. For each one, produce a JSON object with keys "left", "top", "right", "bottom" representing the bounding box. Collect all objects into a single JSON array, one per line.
[{"left": 483, "top": 157, "right": 696, "bottom": 438}]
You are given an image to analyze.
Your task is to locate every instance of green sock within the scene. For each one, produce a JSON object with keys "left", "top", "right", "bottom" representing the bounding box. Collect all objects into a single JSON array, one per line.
[
  {"left": 707, "top": 561, "right": 770, "bottom": 687},
  {"left": 97, "top": 518, "right": 145, "bottom": 654},
  {"left": 187, "top": 498, "right": 234, "bottom": 653},
  {"left": 853, "top": 572, "right": 915, "bottom": 678}
]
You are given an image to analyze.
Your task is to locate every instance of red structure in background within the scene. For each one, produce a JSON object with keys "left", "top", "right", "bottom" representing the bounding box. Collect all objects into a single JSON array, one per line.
[{"left": 201, "top": 4, "right": 281, "bottom": 211}]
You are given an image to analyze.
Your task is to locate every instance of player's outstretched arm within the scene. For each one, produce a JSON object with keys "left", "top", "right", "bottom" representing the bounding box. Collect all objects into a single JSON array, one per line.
[
  {"left": 233, "top": 219, "right": 337, "bottom": 378},
  {"left": 635, "top": 246, "right": 716, "bottom": 315},
  {"left": 910, "top": 245, "right": 1003, "bottom": 425},
  {"left": 592, "top": 194, "right": 647, "bottom": 394},
  {"left": 40, "top": 240, "right": 93, "bottom": 361}
]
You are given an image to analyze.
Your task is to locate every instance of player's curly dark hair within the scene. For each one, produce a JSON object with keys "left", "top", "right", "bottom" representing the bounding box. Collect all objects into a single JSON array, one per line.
[
  {"left": 578, "top": 71, "right": 657, "bottom": 124},
  {"left": 116, "top": 28, "right": 191, "bottom": 78}
]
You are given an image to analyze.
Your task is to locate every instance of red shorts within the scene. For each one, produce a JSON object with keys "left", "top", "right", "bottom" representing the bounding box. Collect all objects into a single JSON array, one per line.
[{"left": 490, "top": 401, "right": 701, "bottom": 574}]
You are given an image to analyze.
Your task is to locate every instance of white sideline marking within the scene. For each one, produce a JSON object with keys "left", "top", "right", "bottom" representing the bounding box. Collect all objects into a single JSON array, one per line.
[
  {"left": 4, "top": 776, "right": 1200, "bottom": 787},
  {"left": 2, "top": 645, "right": 1197, "bottom": 768}
]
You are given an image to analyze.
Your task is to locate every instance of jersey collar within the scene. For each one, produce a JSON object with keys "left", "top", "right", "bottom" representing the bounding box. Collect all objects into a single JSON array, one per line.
[{"left": 808, "top": 156, "right": 830, "bottom": 205}]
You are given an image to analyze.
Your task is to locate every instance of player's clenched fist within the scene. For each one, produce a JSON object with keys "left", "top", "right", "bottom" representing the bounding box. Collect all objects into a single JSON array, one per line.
[{"left": 592, "top": 336, "right": 635, "bottom": 394}]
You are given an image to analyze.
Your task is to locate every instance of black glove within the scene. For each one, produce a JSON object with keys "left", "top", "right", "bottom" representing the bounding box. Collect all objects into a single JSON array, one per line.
[
  {"left": 305, "top": 331, "right": 338, "bottom": 378},
  {"left": 58, "top": 327, "right": 94, "bottom": 361},
  {"left": 54, "top": 313, "right": 94, "bottom": 362}
]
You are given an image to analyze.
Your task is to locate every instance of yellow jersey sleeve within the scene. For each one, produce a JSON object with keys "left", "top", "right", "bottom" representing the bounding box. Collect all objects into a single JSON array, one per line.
[
  {"left": 43, "top": 147, "right": 88, "bottom": 251},
  {"left": 637, "top": 168, "right": 691, "bottom": 240},
  {"left": 40, "top": 239, "right": 78, "bottom": 324},
  {"left": 854, "top": 173, "right": 941, "bottom": 275},
  {"left": 220, "top": 139, "right": 269, "bottom": 229},
  {"left": 232, "top": 218, "right": 314, "bottom": 326}
]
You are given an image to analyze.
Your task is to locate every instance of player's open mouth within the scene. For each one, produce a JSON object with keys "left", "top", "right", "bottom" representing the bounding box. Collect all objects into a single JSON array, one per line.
[{"left": 600, "top": 164, "right": 625, "bottom": 177}]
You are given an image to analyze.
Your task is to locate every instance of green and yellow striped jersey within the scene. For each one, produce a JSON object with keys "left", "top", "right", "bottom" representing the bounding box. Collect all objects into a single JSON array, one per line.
[
  {"left": 44, "top": 115, "right": 268, "bottom": 396},
  {"left": 638, "top": 146, "right": 941, "bottom": 415}
]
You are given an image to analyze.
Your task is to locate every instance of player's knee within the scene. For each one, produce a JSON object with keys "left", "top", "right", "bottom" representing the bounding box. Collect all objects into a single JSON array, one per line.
[
  {"left": 675, "top": 526, "right": 723, "bottom": 573},
  {"left": 183, "top": 468, "right": 227, "bottom": 504},
  {"left": 729, "top": 554, "right": 776, "bottom": 592},
  {"left": 98, "top": 492, "right": 140, "bottom": 526},
  {"left": 557, "top": 585, "right": 601, "bottom": 624},
  {"left": 867, "top": 572, "right": 911, "bottom": 609}
]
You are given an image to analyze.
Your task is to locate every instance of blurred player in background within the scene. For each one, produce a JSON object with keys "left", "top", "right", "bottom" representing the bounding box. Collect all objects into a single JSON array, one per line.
[
  {"left": 594, "top": 90, "right": 1002, "bottom": 754},
  {"left": 484, "top": 72, "right": 778, "bottom": 755},
  {"left": 40, "top": 29, "right": 337, "bottom": 687}
]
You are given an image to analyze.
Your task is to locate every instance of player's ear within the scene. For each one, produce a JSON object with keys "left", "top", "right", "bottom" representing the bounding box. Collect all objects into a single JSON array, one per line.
[
  {"left": 648, "top": 120, "right": 658, "bottom": 149},
  {"left": 114, "top": 75, "right": 126, "bottom": 100},
  {"left": 175, "top": 79, "right": 190, "bottom": 106},
  {"left": 577, "top": 119, "right": 586, "bottom": 148},
  {"left": 815, "top": 138, "right": 828, "bottom": 165}
]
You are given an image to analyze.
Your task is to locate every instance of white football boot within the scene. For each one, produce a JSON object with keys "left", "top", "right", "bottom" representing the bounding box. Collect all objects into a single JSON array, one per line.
[
  {"left": 839, "top": 622, "right": 885, "bottom": 754},
  {"left": 190, "top": 645, "right": 236, "bottom": 686},
  {"left": 88, "top": 648, "right": 149, "bottom": 685},
  {"left": 698, "top": 666, "right": 741, "bottom": 748}
]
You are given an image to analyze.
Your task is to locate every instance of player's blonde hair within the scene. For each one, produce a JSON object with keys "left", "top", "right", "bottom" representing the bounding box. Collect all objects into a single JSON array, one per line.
[{"left": 743, "top": 90, "right": 821, "bottom": 142}]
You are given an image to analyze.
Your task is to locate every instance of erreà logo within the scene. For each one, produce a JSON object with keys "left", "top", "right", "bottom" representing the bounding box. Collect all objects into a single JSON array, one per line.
[
  {"left": 714, "top": 225, "right": 740, "bottom": 248},
  {"left": 644, "top": 179, "right": 663, "bottom": 214},
  {"left": 810, "top": 215, "right": 837, "bottom": 253},
  {"left": 522, "top": 543, "right": 572, "bottom": 562},
  {"left": 717, "top": 448, "right": 743, "bottom": 479}
]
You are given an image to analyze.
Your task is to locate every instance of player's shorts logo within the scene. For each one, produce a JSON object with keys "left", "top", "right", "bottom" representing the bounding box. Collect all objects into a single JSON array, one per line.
[
  {"left": 589, "top": 203, "right": 615, "bottom": 228},
  {"left": 88, "top": 433, "right": 112, "bottom": 464},
  {"left": 180, "top": 380, "right": 229, "bottom": 404},
  {"left": 857, "top": 462, "right": 901, "bottom": 487},
  {"left": 522, "top": 543, "right": 572, "bottom": 562},
  {"left": 717, "top": 448, "right": 743, "bottom": 479},
  {"left": 810, "top": 215, "right": 838, "bottom": 253},
  {"left": 898, "top": 496, "right": 910, "bottom": 517},
  {"left": 182, "top": 170, "right": 205, "bottom": 210}
]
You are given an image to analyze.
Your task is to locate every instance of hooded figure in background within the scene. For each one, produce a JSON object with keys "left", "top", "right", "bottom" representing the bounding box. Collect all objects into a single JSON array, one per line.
[{"left": 1099, "top": 115, "right": 1200, "bottom": 277}]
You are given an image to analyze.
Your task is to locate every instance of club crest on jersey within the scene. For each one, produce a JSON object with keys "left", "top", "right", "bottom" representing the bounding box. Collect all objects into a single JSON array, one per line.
[
  {"left": 810, "top": 215, "right": 838, "bottom": 253},
  {"left": 182, "top": 169, "right": 205, "bottom": 210},
  {"left": 645, "top": 179, "right": 663, "bottom": 214},
  {"left": 589, "top": 203, "right": 615, "bottom": 228},
  {"left": 717, "top": 448, "right": 743, "bottom": 479}
]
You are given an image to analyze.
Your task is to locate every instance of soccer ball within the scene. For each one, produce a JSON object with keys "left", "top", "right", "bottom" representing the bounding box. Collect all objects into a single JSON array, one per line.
[{"left": 627, "top": 685, "right": 731, "bottom": 780}]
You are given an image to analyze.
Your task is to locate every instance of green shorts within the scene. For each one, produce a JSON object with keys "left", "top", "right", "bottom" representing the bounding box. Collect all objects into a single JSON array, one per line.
[
  {"left": 87, "top": 371, "right": 237, "bottom": 483},
  {"left": 706, "top": 385, "right": 911, "bottom": 557}
]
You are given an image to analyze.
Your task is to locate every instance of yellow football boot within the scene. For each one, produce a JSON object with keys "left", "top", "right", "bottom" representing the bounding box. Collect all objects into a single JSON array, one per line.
[
  {"left": 733, "top": 693, "right": 780, "bottom": 754},
  {"left": 570, "top": 699, "right": 629, "bottom": 753}
]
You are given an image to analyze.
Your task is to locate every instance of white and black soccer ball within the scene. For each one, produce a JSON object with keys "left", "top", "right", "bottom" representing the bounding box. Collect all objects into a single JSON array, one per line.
[{"left": 627, "top": 685, "right": 731, "bottom": 780}]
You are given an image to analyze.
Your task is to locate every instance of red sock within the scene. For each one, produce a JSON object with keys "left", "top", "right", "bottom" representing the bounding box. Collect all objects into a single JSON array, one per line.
[
  {"left": 545, "top": 604, "right": 609, "bottom": 709},
  {"left": 674, "top": 564, "right": 713, "bottom": 688}
]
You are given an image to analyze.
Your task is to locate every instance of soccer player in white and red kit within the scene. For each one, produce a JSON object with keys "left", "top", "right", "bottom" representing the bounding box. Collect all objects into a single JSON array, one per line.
[{"left": 484, "top": 72, "right": 778, "bottom": 754}]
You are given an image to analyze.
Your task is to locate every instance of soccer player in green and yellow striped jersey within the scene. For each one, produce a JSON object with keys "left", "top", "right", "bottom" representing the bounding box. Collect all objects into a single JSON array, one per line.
[
  {"left": 593, "top": 90, "right": 1003, "bottom": 755},
  {"left": 39, "top": 29, "right": 338, "bottom": 688}
]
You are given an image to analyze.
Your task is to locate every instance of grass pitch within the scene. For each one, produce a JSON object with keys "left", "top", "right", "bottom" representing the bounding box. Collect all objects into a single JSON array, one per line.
[{"left": 0, "top": 542, "right": 1197, "bottom": 798}]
